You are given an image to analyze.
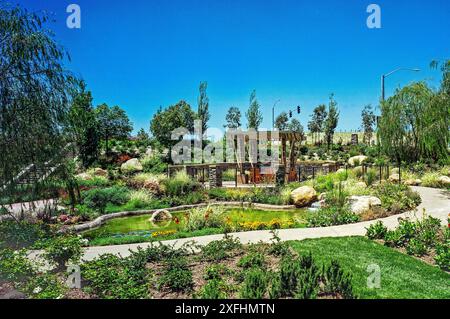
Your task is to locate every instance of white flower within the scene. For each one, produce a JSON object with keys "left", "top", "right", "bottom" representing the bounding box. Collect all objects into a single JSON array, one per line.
[{"left": 33, "top": 286, "right": 42, "bottom": 294}]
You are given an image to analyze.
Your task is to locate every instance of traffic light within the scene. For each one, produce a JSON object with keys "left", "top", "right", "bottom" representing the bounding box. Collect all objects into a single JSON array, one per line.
[
  {"left": 289, "top": 111, "right": 292, "bottom": 118},
  {"left": 297, "top": 105, "right": 301, "bottom": 114}
]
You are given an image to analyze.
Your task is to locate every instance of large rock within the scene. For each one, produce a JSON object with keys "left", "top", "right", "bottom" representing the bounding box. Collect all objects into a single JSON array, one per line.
[
  {"left": 149, "top": 209, "right": 172, "bottom": 223},
  {"left": 348, "top": 196, "right": 382, "bottom": 214},
  {"left": 75, "top": 172, "right": 92, "bottom": 180},
  {"left": 389, "top": 174, "right": 400, "bottom": 182},
  {"left": 93, "top": 168, "right": 108, "bottom": 177},
  {"left": 438, "top": 175, "right": 450, "bottom": 186},
  {"left": 348, "top": 155, "right": 368, "bottom": 166},
  {"left": 404, "top": 179, "right": 422, "bottom": 186},
  {"left": 121, "top": 158, "right": 143, "bottom": 173},
  {"left": 291, "top": 186, "right": 318, "bottom": 208}
]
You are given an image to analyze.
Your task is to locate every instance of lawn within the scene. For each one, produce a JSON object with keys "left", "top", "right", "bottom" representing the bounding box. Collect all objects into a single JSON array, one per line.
[{"left": 289, "top": 236, "right": 450, "bottom": 299}]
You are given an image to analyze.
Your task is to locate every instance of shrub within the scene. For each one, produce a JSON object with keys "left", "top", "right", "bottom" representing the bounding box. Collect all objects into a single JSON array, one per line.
[
  {"left": 0, "top": 221, "right": 51, "bottom": 249},
  {"left": 364, "top": 168, "right": 377, "bottom": 186},
  {"left": 203, "top": 264, "right": 229, "bottom": 281},
  {"left": 279, "top": 256, "right": 300, "bottom": 297},
  {"left": 159, "top": 257, "right": 193, "bottom": 292},
  {"left": 420, "top": 172, "right": 442, "bottom": 188},
  {"left": 434, "top": 243, "right": 449, "bottom": 270},
  {"left": 307, "top": 207, "right": 359, "bottom": 227},
  {"left": 24, "top": 273, "right": 66, "bottom": 299},
  {"left": 268, "top": 231, "right": 291, "bottom": 257},
  {"left": 183, "top": 206, "right": 225, "bottom": 232},
  {"left": 406, "top": 238, "right": 428, "bottom": 256},
  {"left": 201, "top": 236, "right": 242, "bottom": 261},
  {"left": 238, "top": 251, "right": 266, "bottom": 269},
  {"left": 0, "top": 248, "right": 36, "bottom": 283},
  {"left": 240, "top": 268, "right": 268, "bottom": 299},
  {"left": 322, "top": 260, "right": 355, "bottom": 299},
  {"left": 82, "top": 253, "right": 150, "bottom": 299},
  {"left": 198, "top": 279, "right": 228, "bottom": 299},
  {"left": 374, "top": 183, "right": 421, "bottom": 213},
  {"left": 126, "top": 190, "right": 154, "bottom": 209},
  {"left": 295, "top": 252, "right": 320, "bottom": 299},
  {"left": 82, "top": 186, "right": 130, "bottom": 214},
  {"left": 365, "top": 221, "right": 388, "bottom": 240},
  {"left": 141, "top": 155, "right": 168, "bottom": 174},
  {"left": 162, "top": 171, "right": 200, "bottom": 196},
  {"left": 41, "top": 235, "right": 83, "bottom": 271}
]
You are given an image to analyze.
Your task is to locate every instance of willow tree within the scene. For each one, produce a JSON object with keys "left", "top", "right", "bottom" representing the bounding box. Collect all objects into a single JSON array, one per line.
[
  {"left": 378, "top": 80, "right": 449, "bottom": 164},
  {"left": 0, "top": 4, "right": 78, "bottom": 214}
]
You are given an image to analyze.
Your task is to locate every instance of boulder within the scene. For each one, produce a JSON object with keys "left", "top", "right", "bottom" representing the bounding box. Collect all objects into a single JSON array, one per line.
[
  {"left": 389, "top": 174, "right": 400, "bottom": 182},
  {"left": 438, "top": 175, "right": 450, "bottom": 186},
  {"left": 93, "top": 168, "right": 108, "bottom": 177},
  {"left": 145, "top": 147, "right": 153, "bottom": 157},
  {"left": 75, "top": 172, "right": 92, "bottom": 180},
  {"left": 355, "top": 182, "right": 367, "bottom": 188},
  {"left": 291, "top": 186, "right": 318, "bottom": 208},
  {"left": 149, "top": 209, "right": 172, "bottom": 223},
  {"left": 121, "top": 158, "right": 143, "bottom": 173},
  {"left": 336, "top": 168, "right": 346, "bottom": 174},
  {"left": 348, "top": 196, "right": 382, "bottom": 214},
  {"left": 404, "top": 179, "right": 422, "bottom": 186},
  {"left": 348, "top": 155, "right": 368, "bottom": 166}
]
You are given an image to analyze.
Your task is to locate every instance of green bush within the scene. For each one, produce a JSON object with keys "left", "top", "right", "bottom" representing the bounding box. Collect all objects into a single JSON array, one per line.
[
  {"left": 198, "top": 279, "right": 228, "bottom": 299},
  {"left": 374, "top": 183, "right": 421, "bottom": 213},
  {"left": 159, "top": 257, "right": 193, "bottom": 292},
  {"left": 183, "top": 206, "right": 225, "bottom": 232},
  {"left": 406, "top": 238, "right": 428, "bottom": 256},
  {"left": 82, "top": 253, "right": 149, "bottom": 299},
  {"left": 240, "top": 268, "right": 268, "bottom": 299},
  {"left": 141, "top": 155, "right": 168, "bottom": 174},
  {"left": 41, "top": 235, "right": 83, "bottom": 271},
  {"left": 82, "top": 186, "right": 130, "bottom": 214},
  {"left": 0, "top": 248, "right": 36, "bottom": 283},
  {"left": 0, "top": 221, "right": 51, "bottom": 249},
  {"left": 126, "top": 190, "right": 154, "bottom": 209},
  {"left": 322, "top": 260, "right": 355, "bottom": 299},
  {"left": 162, "top": 171, "right": 200, "bottom": 196},
  {"left": 24, "top": 273, "right": 66, "bottom": 299},
  {"left": 307, "top": 207, "right": 359, "bottom": 227},
  {"left": 434, "top": 243, "right": 449, "bottom": 270},
  {"left": 278, "top": 256, "right": 301, "bottom": 297},
  {"left": 201, "top": 235, "right": 242, "bottom": 261},
  {"left": 365, "top": 221, "right": 388, "bottom": 240},
  {"left": 238, "top": 251, "right": 266, "bottom": 269}
]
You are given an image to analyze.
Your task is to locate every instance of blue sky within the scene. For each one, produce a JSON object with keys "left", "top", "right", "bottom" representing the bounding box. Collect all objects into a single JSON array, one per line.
[{"left": 14, "top": 0, "right": 450, "bottom": 134}]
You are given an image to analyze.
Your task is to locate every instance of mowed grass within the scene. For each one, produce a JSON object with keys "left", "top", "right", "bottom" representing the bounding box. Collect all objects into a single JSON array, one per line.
[{"left": 289, "top": 236, "right": 450, "bottom": 299}]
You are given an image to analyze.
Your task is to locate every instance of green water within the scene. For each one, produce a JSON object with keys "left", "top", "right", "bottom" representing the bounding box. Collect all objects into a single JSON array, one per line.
[{"left": 83, "top": 208, "right": 308, "bottom": 239}]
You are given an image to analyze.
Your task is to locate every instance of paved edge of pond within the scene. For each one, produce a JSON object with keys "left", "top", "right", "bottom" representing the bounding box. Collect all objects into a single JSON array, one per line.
[{"left": 33, "top": 187, "right": 450, "bottom": 262}]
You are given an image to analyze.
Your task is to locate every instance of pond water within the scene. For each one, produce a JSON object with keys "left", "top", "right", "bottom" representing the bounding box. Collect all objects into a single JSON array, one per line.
[{"left": 83, "top": 208, "right": 308, "bottom": 239}]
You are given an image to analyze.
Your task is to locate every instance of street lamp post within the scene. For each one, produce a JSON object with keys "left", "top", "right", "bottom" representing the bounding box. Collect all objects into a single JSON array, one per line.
[
  {"left": 381, "top": 67, "right": 420, "bottom": 101},
  {"left": 272, "top": 99, "right": 281, "bottom": 129}
]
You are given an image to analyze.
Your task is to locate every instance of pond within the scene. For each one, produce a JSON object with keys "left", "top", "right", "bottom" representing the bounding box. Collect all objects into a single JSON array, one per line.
[{"left": 83, "top": 208, "right": 308, "bottom": 241}]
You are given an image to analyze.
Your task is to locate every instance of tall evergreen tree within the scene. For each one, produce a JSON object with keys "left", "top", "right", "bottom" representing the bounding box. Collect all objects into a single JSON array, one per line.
[
  {"left": 246, "top": 90, "right": 263, "bottom": 129},
  {"left": 197, "top": 81, "right": 210, "bottom": 134},
  {"left": 324, "top": 94, "right": 339, "bottom": 149}
]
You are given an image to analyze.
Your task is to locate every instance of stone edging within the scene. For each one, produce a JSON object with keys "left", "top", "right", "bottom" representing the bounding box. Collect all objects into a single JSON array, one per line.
[{"left": 64, "top": 202, "right": 297, "bottom": 233}]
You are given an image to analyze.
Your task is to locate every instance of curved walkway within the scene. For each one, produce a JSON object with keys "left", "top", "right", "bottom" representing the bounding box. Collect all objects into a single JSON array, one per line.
[{"left": 78, "top": 187, "right": 450, "bottom": 261}]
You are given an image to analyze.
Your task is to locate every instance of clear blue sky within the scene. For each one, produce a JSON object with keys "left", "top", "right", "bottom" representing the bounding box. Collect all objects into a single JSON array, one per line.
[{"left": 14, "top": 0, "right": 450, "bottom": 134}]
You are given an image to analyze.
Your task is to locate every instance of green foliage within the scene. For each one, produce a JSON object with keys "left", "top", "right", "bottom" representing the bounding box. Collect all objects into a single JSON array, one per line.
[
  {"left": 365, "top": 221, "right": 388, "bottom": 240},
  {"left": 307, "top": 207, "right": 359, "bottom": 227},
  {"left": 324, "top": 94, "right": 339, "bottom": 148},
  {"left": 141, "top": 155, "right": 168, "bottom": 174},
  {"left": 82, "top": 253, "right": 150, "bottom": 299},
  {"left": 246, "top": 90, "right": 263, "bottom": 129},
  {"left": 41, "top": 235, "right": 83, "bottom": 270},
  {"left": 374, "top": 183, "right": 421, "bottom": 213},
  {"left": 150, "top": 100, "right": 196, "bottom": 149},
  {"left": 275, "top": 112, "right": 289, "bottom": 131},
  {"left": 361, "top": 104, "right": 376, "bottom": 144},
  {"left": 162, "top": 170, "right": 200, "bottom": 196},
  {"left": 24, "top": 273, "right": 66, "bottom": 299},
  {"left": 82, "top": 186, "right": 130, "bottom": 214},
  {"left": 198, "top": 279, "right": 228, "bottom": 299},
  {"left": 0, "top": 221, "right": 51, "bottom": 249},
  {"left": 268, "top": 231, "right": 291, "bottom": 257},
  {"left": 201, "top": 235, "right": 242, "bottom": 261},
  {"left": 434, "top": 243, "right": 449, "bottom": 270},
  {"left": 238, "top": 251, "right": 266, "bottom": 269},
  {"left": 295, "top": 253, "right": 320, "bottom": 299},
  {"left": 159, "top": 257, "right": 193, "bottom": 292},
  {"left": 405, "top": 238, "right": 428, "bottom": 256},
  {"left": 322, "top": 260, "right": 355, "bottom": 299},
  {"left": 183, "top": 205, "right": 225, "bottom": 232},
  {"left": 197, "top": 81, "right": 210, "bottom": 133},
  {"left": 240, "top": 267, "right": 268, "bottom": 299},
  {"left": 0, "top": 248, "right": 36, "bottom": 283},
  {"left": 224, "top": 106, "right": 241, "bottom": 129}
]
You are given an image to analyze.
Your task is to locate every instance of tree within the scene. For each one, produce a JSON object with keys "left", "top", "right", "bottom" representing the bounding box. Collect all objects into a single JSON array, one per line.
[
  {"left": 67, "top": 82, "right": 99, "bottom": 168},
  {"left": 308, "top": 105, "right": 327, "bottom": 144},
  {"left": 275, "top": 112, "right": 289, "bottom": 131},
  {"left": 197, "top": 81, "right": 210, "bottom": 134},
  {"left": 224, "top": 107, "right": 241, "bottom": 129},
  {"left": 0, "top": 5, "right": 77, "bottom": 193},
  {"left": 95, "top": 104, "right": 133, "bottom": 154},
  {"left": 324, "top": 94, "right": 339, "bottom": 149},
  {"left": 246, "top": 90, "right": 263, "bottom": 129},
  {"left": 150, "top": 100, "right": 196, "bottom": 149},
  {"left": 361, "top": 104, "right": 376, "bottom": 145},
  {"left": 136, "top": 128, "right": 150, "bottom": 147},
  {"left": 379, "top": 81, "right": 449, "bottom": 163},
  {"left": 288, "top": 118, "right": 304, "bottom": 136}
]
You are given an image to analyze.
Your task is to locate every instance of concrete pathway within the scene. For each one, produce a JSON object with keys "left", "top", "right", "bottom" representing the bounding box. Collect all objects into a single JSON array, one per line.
[{"left": 79, "top": 186, "right": 450, "bottom": 262}]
